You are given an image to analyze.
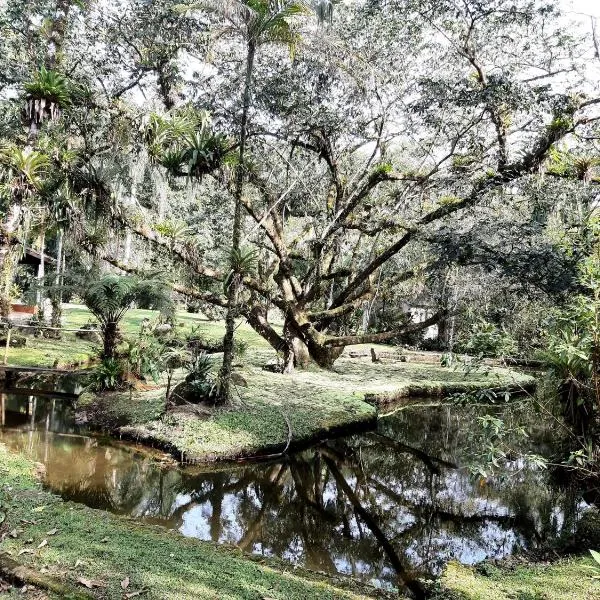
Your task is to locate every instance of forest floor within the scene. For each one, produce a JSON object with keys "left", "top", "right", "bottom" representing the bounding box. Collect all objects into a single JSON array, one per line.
[{"left": 3, "top": 306, "right": 535, "bottom": 463}]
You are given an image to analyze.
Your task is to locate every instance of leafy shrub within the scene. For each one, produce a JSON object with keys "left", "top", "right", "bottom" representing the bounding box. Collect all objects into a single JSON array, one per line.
[
  {"left": 456, "top": 320, "right": 517, "bottom": 358},
  {"left": 186, "top": 301, "right": 201, "bottom": 313},
  {"left": 90, "top": 358, "right": 125, "bottom": 391},
  {"left": 185, "top": 352, "right": 218, "bottom": 397},
  {"left": 171, "top": 351, "right": 219, "bottom": 404},
  {"left": 121, "top": 333, "right": 167, "bottom": 383},
  {"left": 234, "top": 338, "right": 248, "bottom": 358}
]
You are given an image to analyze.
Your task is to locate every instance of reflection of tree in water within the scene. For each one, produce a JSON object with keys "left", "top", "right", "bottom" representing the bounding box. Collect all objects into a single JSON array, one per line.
[{"left": 0, "top": 400, "right": 586, "bottom": 594}]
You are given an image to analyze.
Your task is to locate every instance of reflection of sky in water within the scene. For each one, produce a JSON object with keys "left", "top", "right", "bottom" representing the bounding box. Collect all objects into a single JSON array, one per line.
[
  {"left": 0, "top": 394, "right": 591, "bottom": 591},
  {"left": 180, "top": 503, "right": 212, "bottom": 539}
]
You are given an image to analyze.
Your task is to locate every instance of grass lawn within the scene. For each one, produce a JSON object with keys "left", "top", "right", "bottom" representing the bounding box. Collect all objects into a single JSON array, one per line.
[
  {"left": 439, "top": 559, "right": 600, "bottom": 599},
  {"left": 0, "top": 444, "right": 387, "bottom": 600},
  {"left": 2, "top": 306, "right": 224, "bottom": 368}
]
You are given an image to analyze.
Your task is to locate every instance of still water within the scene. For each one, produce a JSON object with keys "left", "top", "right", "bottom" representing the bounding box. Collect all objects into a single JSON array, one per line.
[{"left": 0, "top": 394, "right": 588, "bottom": 591}]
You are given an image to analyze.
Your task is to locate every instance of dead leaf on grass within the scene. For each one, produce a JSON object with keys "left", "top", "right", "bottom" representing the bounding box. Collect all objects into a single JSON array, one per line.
[{"left": 77, "top": 577, "right": 106, "bottom": 589}]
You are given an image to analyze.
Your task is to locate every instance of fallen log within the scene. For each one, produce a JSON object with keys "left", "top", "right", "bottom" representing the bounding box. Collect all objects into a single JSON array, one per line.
[{"left": 0, "top": 553, "right": 93, "bottom": 599}]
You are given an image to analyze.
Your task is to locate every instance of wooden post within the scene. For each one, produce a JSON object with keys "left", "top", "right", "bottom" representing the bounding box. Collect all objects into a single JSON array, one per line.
[{"left": 1, "top": 393, "right": 5, "bottom": 427}]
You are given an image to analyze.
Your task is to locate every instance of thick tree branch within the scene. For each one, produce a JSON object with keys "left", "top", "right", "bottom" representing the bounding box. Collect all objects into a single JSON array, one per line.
[{"left": 323, "top": 311, "right": 444, "bottom": 347}]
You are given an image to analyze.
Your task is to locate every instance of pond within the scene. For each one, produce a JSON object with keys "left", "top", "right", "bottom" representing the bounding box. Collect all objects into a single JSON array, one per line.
[{"left": 0, "top": 392, "right": 590, "bottom": 593}]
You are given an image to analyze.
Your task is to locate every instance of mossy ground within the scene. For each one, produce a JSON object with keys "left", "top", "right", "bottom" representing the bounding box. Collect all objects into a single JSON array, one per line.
[
  {"left": 439, "top": 559, "right": 600, "bottom": 599},
  {"left": 0, "top": 444, "right": 388, "bottom": 600},
  {"left": 7, "top": 306, "right": 534, "bottom": 462}
]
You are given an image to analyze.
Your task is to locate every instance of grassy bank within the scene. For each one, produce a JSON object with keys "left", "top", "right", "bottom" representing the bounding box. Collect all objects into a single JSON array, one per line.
[
  {"left": 439, "top": 559, "right": 600, "bottom": 599},
  {"left": 81, "top": 354, "right": 533, "bottom": 463},
  {"left": 0, "top": 444, "right": 388, "bottom": 600}
]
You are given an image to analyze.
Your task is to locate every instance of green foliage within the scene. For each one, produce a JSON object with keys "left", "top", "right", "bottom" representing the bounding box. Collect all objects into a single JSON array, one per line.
[
  {"left": 541, "top": 216, "right": 600, "bottom": 433},
  {"left": 438, "top": 195, "right": 462, "bottom": 206},
  {"left": 371, "top": 161, "right": 393, "bottom": 176},
  {"left": 145, "top": 110, "right": 234, "bottom": 179},
  {"left": 178, "top": 0, "right": 313, "bottom": 56},
  {"left": 465, "top": 413, "right": 547, "bottom": 480},
  {"left": 183, "top": 351, "right": 219, "bottom": 399},
  {"left": 81, "top": 274, "right": 173, "bottom": 361},
  {"left": 91, "top": 357, "right": 125, "bottom": 391},
  {"left": 83, "top": 275, "right": 173, "bottom": 327},
  {"left": 546, "top": 147, "right": 600, "bottom": 182},
  {"left": 224, "top": 246, "right": 259, "bottom": 290},
  {"left": 456, "top": 320, "right": 518, "bottom": 358},
  {"left": 548, "top": 114, "right": 574, "bottom": 133},
  {"left": 23, "top": 67, "right": 88, "bottom": 124},
  {"left": 0, "top": 146, "right": 50, "bottom": 201},
  {"left": 121, "top": 334, "right": 165, "bottom": 383},
  {"left": 235, "top": 337, "right": 249, "bottom": 358},
  {"left": 448, "top": 388, "right": 511, "bottom": 407},
  {"left": 24, "top": 67, "right": 72, "bottom": 107}
]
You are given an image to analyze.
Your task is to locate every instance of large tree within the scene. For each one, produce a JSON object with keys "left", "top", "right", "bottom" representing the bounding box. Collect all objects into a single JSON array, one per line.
[
  {"left": 107, "top": 0, "right": 600, "bottom": 369},
  {"left": 3, "top": 0, "right": 599, "bottom": 372}
]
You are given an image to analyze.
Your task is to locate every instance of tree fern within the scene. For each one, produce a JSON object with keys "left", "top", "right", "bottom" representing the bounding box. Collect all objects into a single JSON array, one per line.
[{"left": 82, "top": 274, "right": 173, "bottom": 358}]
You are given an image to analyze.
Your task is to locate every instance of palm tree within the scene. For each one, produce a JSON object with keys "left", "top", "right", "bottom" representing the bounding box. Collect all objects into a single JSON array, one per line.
[
  {"left": 0, "top": 146, "right": 50, "bottom": 316},
  {"left": 82, "top": 274, "right": 173, "bottom": 359},
  {"left": 178, "top": 0, "right": 324, "bottom": 401}
]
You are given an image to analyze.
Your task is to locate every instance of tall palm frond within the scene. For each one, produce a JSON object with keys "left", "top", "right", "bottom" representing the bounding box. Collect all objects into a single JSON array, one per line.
[
  {"left": 146, "top": 110, "right": 234, "bottom": 178},
  {"left": 83, "top": 274, "right": 173, "bottom": 326},
  {"left": 176, "top": 0, "right": 318, "bottom": 52}
]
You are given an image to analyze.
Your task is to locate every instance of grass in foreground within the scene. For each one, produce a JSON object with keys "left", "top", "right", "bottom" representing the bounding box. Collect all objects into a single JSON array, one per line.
[
  {"left": 439, "top": 559, "right": 600, "bottom": 599},
  {"left": 0, "top": 444, "right": 386, "bottom": 600}
]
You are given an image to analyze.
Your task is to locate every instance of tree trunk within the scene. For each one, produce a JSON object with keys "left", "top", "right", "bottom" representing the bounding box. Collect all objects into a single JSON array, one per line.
[
  {"left": 36, "top": 231, "right": 46, "bottom": 317},
  {"left": 219, "top": 40, "right": 256, "bottom": 402},
  {"left": 50, "top": 228, "right": 64, "bottom": 332},
  {"left": 46, "top": 0, "right": 71, "bottom": 70},
  {"left": 0, "top": 244, "right": 19, "bottom": 318},
  {"left": 306, "top": 340, "right": 344, "bottom": 369},
  {"left": 102, "top": 321, "right": 119, "bottom": 360},
  {"left": 282, "top": 318, "right": 311, "bottom": 373}
]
